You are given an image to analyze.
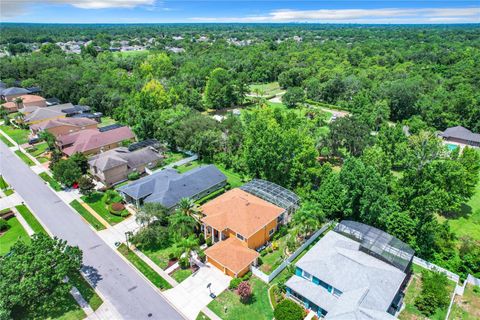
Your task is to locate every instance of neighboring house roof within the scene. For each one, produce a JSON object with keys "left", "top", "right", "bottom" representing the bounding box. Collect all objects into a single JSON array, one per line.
[
  {"left": 62, "top": 105, "right": 91, "bottom": 114},
  {"left": 440, "top": 126, "right": 480, "bottom": 143},
  {"left": 17, "top": 94, "right": 46, "bottom": 104},
  {"left": 1, "top": 101, "right": 17, "bottom": 110},
  {"left": 118, "top": 165, "right": 226, "bottom": 208},
  {"left": 204, "top": 237, "right": 259, "bottom": 274},
  {"left": 200, "top": 188, "right": 284, "bottom": 238},
  {"left": 59, "top": 126, "right": 135, "bottom": 156},
  {"left": 20, "top": 103, "right": 74, "bottom": 115},
  {"left": 287, "top": 231, "right": 406, "bottom": 319},
  {"left": 88, "top": 146, "right": 163, "bottom": 171},
  {"left": 24, "top": 107, "right": 64, "bottom": 123},
  {"left": 30, "top": 117, "right": 97, "bottom": 131},
  {"left": 1, "top": 87, "right": 30, "bottom": 96}
]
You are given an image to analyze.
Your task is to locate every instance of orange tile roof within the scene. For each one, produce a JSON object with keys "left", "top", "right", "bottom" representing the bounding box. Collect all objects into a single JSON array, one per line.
[
  {"left": 19, "top": 94, "right": 45, "bottom": 104},
  {"left": 205, "top": 237, "right": 259, "bottom": 274},
  {"left": 200, "top": 188, "right": 284, "bottom": 238},
  {"left": 1, "top": 101, "right": 17, "bottom": 110}
]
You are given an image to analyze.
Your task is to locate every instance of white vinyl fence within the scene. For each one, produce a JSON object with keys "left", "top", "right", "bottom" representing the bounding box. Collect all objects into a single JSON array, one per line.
[
  {"left": 252, "top": 221, "right": 334, "bottom": 284},
  {"left": 412, "top": 256, "right": 460, "bottom": 283}
]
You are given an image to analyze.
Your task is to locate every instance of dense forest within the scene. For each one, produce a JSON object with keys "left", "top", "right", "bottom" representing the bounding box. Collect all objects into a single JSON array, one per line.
[{"left": 1, "top": 23, "right": 479, "bottom": 279}]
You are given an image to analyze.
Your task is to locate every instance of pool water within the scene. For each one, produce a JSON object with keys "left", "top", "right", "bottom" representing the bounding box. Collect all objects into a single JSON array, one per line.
[{"left": 446, "top": 143, "right": 459, "bottom": 151}]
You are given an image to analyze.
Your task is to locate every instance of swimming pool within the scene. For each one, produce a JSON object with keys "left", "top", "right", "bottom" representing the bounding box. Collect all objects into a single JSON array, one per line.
[{"left": 446, "top": 143, "right": 459, "bottom": 151}]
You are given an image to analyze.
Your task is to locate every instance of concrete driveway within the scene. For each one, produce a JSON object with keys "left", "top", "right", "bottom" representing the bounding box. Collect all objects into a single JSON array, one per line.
[{"left": 164, "top": 263, "right": 230, "bottom": 320}]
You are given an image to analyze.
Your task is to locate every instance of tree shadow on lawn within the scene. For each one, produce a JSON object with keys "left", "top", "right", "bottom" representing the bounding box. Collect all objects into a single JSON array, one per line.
[
  {"left": 82, "top": 265, "right": 103, "bottom": 288},
  {"left": 240, "top": 293, "right": 257, "bottom": 306},
  {"left": 440, "top": 203, "right": 472, "bottom": 220}
]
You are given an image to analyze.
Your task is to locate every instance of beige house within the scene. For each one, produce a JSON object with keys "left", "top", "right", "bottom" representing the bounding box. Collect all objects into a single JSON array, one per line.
[
  {"left": 30, "top": 117, "right": 98, "bottom": 138},
  {"left": 88, "top": 147, "right": 163, "bottom": 186}
]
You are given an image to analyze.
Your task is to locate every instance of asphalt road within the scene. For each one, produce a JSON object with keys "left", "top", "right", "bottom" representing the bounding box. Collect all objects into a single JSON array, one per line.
[{"left": 0, "top": 142, "right": 184, "bottom": 320}]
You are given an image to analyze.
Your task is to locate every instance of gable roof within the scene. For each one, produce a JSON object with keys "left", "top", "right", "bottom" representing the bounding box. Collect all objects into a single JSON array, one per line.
[
  {"left": 204, "top": 237, "right": 259, "bottom": 274},
  {"left": 24, "top": 107, "right": 64, "bottom": 123},
  {"left": 118, "top": 165, "right": 226, "bottom": 208},
  {"left": 201, "top": 188, "right": 284, "bottom": 238},
  {"left": 88, "top": 147, "right": 163, "bottom": 171},
  {"left": 58, "top": 126, "right": 135, "bottom": 156},
  {"left": 441, "top": 126, "right": 480, "bottom": 143},
  {"left": 1, "top": 87, "right": 30, "bottom": 96},
  {"left": 31, "top": 117, "right": 97, "bottom": 131},
  {"left": 288, "top": 231, "right": 406, "bottom": 318}
]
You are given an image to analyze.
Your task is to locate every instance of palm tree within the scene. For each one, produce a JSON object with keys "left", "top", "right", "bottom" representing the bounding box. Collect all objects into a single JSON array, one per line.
[
  {"left": 168, "top": 212, "right": 196, "bottom": 241},
  {"left": 178, "top": 197, "right": 196, "bottom": 218},
  {"left": 176, "top": 235, "right": 199, "bottom": 267}
]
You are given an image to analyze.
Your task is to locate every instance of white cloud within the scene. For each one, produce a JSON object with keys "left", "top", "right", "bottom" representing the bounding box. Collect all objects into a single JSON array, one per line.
[
  {"left": 1, "top": 0, "right": 156, "bottom": 19},
  {"left": 190, "top": 7, "right": 480, "bottom": 24}
]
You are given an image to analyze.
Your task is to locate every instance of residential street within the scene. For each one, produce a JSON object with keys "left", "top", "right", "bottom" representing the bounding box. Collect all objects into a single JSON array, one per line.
[{"left": 0, "top": 141, "right": 184, "bottom": 320}]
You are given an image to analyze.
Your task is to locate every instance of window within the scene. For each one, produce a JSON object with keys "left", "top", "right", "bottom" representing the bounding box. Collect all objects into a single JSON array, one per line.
[
  {"left": 236, "top": 233, "right": 244, "bottom": 241},
  {"left": 302, "top": 270, "right": 312, "bottom": 280},
  {"left": 269, "top": 228, "right": 275, "bottom": 236}
]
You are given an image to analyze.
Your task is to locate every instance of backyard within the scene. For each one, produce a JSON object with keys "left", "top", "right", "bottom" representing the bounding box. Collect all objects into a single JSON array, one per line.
[
  {"left": 0, "top": 124, "right": 29, "bottom": 145},
  {"left": 0, "top": 216, "right": 31, "bottom": 256},
  {"left": 163, "top": 150, "right": 189, "bottom": 166},
  {"left": 98, "top": 116, "right": 117, "bottom": 128},
  {"left": 449, "top": 284, "right": 480, "bottom": 320},
  {"left": 249, "top": 82, "right": 284, "bottom": 97},
  {"left": 81, "top": 191, "right": 129, "bottom": 225},
  {"left": 398, "top": 265, "right": 456, "bottom": 320},
  {"left": 118, "top": 244, "right": 172, "bottom": 290},
  {"left": 69, "top": 200, "right": 106, "bottom": 231},
  {"left": 208, "top": 277, "right": 274, "bottom": 320},
  {"left": 175, "top": 160, "right": 244, "bottom": 188}
]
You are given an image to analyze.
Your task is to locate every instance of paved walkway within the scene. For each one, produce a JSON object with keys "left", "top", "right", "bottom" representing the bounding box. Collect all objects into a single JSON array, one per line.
[
  {"left": 78, "top": 200, "right": 111, "bottom": 229},
  {"left": 0, "top": 192, "right": 23, "bottom": 210},
  {"left": 163, "top": 263, "right": 230, "bottom": 320},
  {"left": 87, "top": 299, "right": 124, "bottom": 320},
  {"left": 71, "top": 286, "right": 95, "bottom": 316}
]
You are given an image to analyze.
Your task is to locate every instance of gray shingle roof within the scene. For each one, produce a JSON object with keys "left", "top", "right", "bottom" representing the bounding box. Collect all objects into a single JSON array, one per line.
[
  {"left": 289, "top": 231, "right": 406, "bottom": 319},
  {"left": 1, "top": 87, "right": 30, "bottom": 96},
  {"left": 118, "top": 164, "right": 227, "bottom": 208},
  {"left": 88, "top": 147, "right": 162, "bottom": 171},
  {"left": 441, "top": 126, "right": 480, "bottom": 143}
]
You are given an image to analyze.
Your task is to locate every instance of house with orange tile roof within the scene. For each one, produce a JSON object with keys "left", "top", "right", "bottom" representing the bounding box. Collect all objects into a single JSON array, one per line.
[
  {"left": 1, "top": 94, "right": 47, "bottom": 113},
  {"left": 201, "top": 188, "right": 286, "bottom": 277}
]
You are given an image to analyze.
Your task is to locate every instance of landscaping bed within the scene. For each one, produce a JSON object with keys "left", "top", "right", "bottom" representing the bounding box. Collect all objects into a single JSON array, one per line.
[
  {"left": 118, "top": 244, "right": 172, "bottom": 290},
  {"left": 14, "top": 150, "right": 35, "bottom": 166},
  {"left": 81, "top": 192, "right": 128, "bottom": 225},
  {"left": 70, "top": 200, "right": 106, "bottom": 231},
  {"left": 208, "top": 277, "right": 273, "bottom": 320},
  {"left": 39, "top": 172, "right": 62, "bottom": 191}
]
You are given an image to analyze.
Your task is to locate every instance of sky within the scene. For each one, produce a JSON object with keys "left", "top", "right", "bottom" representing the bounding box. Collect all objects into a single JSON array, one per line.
[{"left": 1, "top": 0, "right": 479, "bottom": 24}]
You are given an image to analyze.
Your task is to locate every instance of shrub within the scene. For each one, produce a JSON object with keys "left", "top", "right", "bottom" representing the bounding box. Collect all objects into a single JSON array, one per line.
[
  {"left": 179, "top": 257, "right": 189, "bottom": 269},
  {"left": 197, "top": 250, "right": 206, "bottom": 262},
  {"left": 241, "top": 271, "right": 252, "bottom": 281},
  {"left": 127, "top": 171, "right": 140, "bottom": 180},
  {"left": 274, "top": 299, "right": 305, "bottom": 320},
  {"left": 0, "top": 219, "right": 9, "bottom": 232},
  {"left": 237, "top": 281, "right": 252, "bottom": 303},
  {"left": 414, "top": 271, "right": 450, "bottom": 316},
  {"left": 111, "top": 202, "right": 125, "bottom": 212},
  {"left": 108, "top": 203, "right": 126, "bottom": 216},
  {"left": 206, "top": 237, "right": 212, "bottom": 247},
  {"left": 229, "top": 278, "right": 242, "bottom": 290}
]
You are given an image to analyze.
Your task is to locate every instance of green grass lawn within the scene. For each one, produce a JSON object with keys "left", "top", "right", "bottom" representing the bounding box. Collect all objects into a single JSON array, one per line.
[
  {"left": 249, "top": 82, "right": 284, "bottom": 96},
  {"left": 438, "top": 176, "right": 480, "bottom": 241},
  {"left": 15, "top": 204, "right": 47, "bottom": 235},
  {"left": 81, "top": 192, "right": 128, "bottom": 225},
  {"left": 69, "top": 272, "right": 103, "bottom": 311},
  {"left": 69, "top": 200, "right": 106, "bottom": 231},
  {"left": 259, "top": 235, "right": 288, "bottom": 274},
  {"left": 118, "top": 244, "right": 172, "bottom": 290},
  {"left": 26, "top": 142, "right": 48, "bottom": 157},
  {"left": 4, "top": 189, "right": 14, "bottom": 196},
  {"left": 399, "top": 265, "right": 456, "bottom": 320},
  {"left": 141, "top": 244, "right": 179, "bottom": 270},
  {"left": 39, "top": 172, "right": 62, "bottom": 191},
  {"left": 15, "top": 150, "right": 35, "bottom": 166},
  {"left": 0, "top": 134, "right": 14, "bottom": 147},
  {"left": 0, "top": 217, "right": 31, "bottom": 256},
  {"left": 0, "top": 125, "right": 29, "bottom": 145},
  {"left": 163, "top": 151, "right": 187, "bottom": 166},
  {"left": 11, "top": 292, "right": 86, "bottom": 320},
  {"left": 98, "top": 116, "right": 117, "bottom": 128},
  {"left": 208, "top": 277, "right": 273, "bottom": 320},
  {"left": 196, "top": 311, "right": 211, "bottom": 320},
  {"left": 0, "top": 175, "right": 9, "bottom": 189},
  {"left": 449, "top": 284, "right": 480, "bottom": 320},
  {"left": 171, "top": 268, "right": 193, "bottom": 283},
  {"left": 176, "top": 161, "right": 244, "bottom": 188}
]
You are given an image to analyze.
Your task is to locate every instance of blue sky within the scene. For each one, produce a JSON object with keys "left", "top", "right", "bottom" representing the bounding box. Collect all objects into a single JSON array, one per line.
[{"left": 1, "top": 1, "right": 479, "bottom": 24}]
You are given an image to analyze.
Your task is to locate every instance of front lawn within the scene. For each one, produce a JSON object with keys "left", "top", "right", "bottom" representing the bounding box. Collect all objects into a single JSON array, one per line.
[
  {"left": 141, "top": 244, "right": 179, "bottom": 270},
  {"left": 118, "top": 244, "right": 172, "bottom": 290},
  {"left": 208, "top": 277, "right": 273, "bottom": 320},
  {"left": 81, "top": 192, "right": 128, "bottom": 225},
  {"left": 26, "top": 142, "right": 49, "bottom": 157},
  {"left": 39, "top": 172, "right": 62, "bottom": 191},
  {"left": 0, "top": 216, "right": 31, "bottom": 256},
  {"left": 0, "top": 175, "right": 8, "bottom": 189},
  {"left": 15, "top": 204, "right": 47, "bottom": 235},
  {"left": 11, "top": 292, "right": 86, "bottom": 320},
  {"left": 170, "top": 268, "right": 193, "bottom": 283},
  {"left": 398, "top": 265, "right": 456, "bottom": 320},
  {"left": 449, "top": 284, "right": 480, "bottom": 320},
  {"left": 69, "top": 200, "right": 106, "bottom": 231},
  {"left": 15, "top": 150, "right": 35, "bottom": 166},
  {"left": 0, "top": 125, "right": 29, "bottom": 144}
]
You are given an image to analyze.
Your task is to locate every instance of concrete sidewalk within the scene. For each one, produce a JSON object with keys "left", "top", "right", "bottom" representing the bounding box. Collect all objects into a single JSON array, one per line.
[{"left": 0, "top": 192, "right": 23, "bottom": 211}]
